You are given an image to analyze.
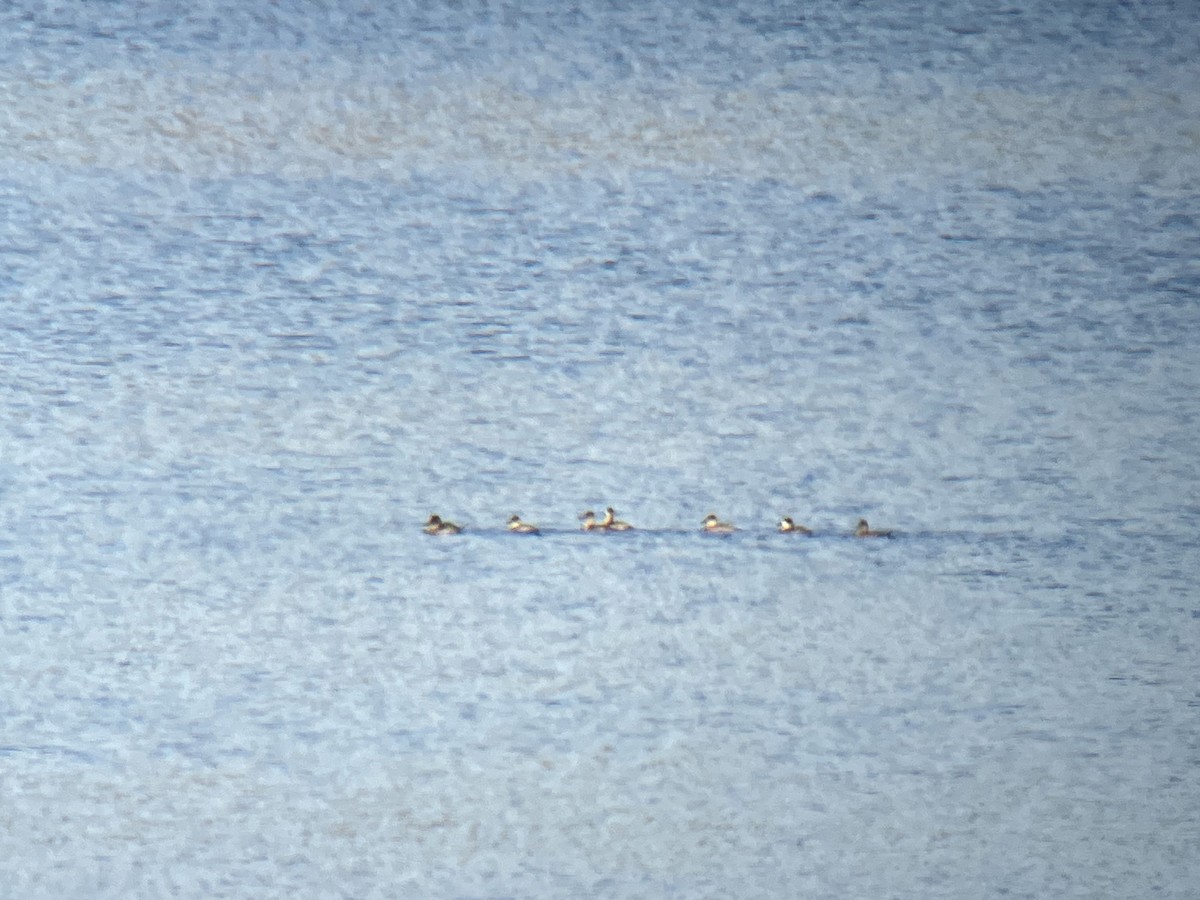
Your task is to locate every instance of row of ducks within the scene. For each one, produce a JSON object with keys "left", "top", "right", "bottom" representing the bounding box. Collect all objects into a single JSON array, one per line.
[{"left": 424, "top": 508, "right": 894, "bottom": 538}]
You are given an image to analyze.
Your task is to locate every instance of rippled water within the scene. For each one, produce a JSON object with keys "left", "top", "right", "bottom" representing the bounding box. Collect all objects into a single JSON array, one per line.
[{"left": 2, "top": 2, "right": 1199, "bottom": 897}]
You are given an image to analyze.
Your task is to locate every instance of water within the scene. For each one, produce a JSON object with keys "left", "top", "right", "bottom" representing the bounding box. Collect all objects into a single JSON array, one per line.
[{"left": 2, "top": 2, "right": 1198, "bottom": 897}]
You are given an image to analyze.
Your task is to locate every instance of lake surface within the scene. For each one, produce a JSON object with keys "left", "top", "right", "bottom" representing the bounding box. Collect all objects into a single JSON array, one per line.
[{"left": 2, "top": 1, "right": 1198, "bottom": 897}]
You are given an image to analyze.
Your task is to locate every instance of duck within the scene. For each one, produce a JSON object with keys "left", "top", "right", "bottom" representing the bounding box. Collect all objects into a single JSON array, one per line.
[
  {"left": 854, "top": 518, "right": 893, "bottom": 538},
  {"left": 701, "top": 513, "right": 736, "bottom": 534},
  {"left": 778, "top": 516, "right": 812, "bottom": 534},
  {"left": 579, "top": 510, "right": 603, "bottom": 531},
  {"left": 424, "top": 514, "right": 462, "bottom": 535},
  {"left": 600, "top": 506, "right": 634, "bottom": 531},
  {"left": 507, "top": 514, "right": 540, "bottom": 534}
]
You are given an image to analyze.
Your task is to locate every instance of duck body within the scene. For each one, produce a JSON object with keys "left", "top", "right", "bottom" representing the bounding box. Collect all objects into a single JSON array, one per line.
[
  {"left": 778, "top": 517, "right": 812, "bottom": 534},
  {"left": 579, "top": 510, "right": 602, "bottom": 531},
  {"left": 701, "top": 513, "right": 736, "bottom": 534},
  {"left": 854, "top": 518, "right": 893, "bottom": 538},
  {"left": 600, "top": 506, "right": 634, "bottom": 531},
  {"left": 424, "top": 514, "right": 463, "bottom": 535},
  {"left": 507, "top": 515, "right": 540, "bottom": 534}
]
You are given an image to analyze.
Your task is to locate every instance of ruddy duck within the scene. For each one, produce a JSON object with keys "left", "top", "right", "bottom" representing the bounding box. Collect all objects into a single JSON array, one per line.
[
  {"left": 507, "top": 514, "right": 539, "bottom": 534},
  {"left": 701, "top": 513, "right": 736, "bottom": 533},
  {"left": 778, "top": 517, "right": 812, "bottom": 534},
  {"left": 855, "top": 518, "right": 893, "bottom": 538},
  {"left": 579, "top": 510, "right": 603, "bottom": 531},
  {"left": 424, "top": 514, "right": 462, "bottom": 535},
  {"left": 600, "top": 506, "right": 634, "bottom": 531}
]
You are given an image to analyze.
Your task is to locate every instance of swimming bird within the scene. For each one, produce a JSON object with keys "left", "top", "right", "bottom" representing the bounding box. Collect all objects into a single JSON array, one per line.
[
  {"left": 507, "top": 514, "right": 539, "bottom": 534},
  {"left": 855, "top": 518, "right": 893, "bottom": 538},
  {"left": 424, "top": 514, "right": 462, "bottom": 535},
  {"left": 600, "top": 506, "right": 634, "bottom": 531},
  {"left": 778, "top": 517, "right": 812, "bottom": 534},
  {"left": 579, "top": 510, "right": 602, "bottom": 531},
  {"left": 701, "top": 513, "right": 736, "bottom": 533}
]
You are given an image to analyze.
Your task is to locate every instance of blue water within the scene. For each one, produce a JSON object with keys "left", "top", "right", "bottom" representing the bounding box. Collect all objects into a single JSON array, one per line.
[{"left": 2, "top": 2, "right": 1199, "bottom": 897}]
